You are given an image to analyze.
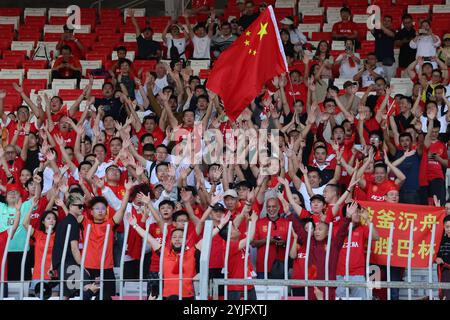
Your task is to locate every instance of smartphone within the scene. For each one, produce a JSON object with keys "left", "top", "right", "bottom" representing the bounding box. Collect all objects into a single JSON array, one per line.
[
  {"left": 354, "top": 144, "right": 364, "bottom": 152},
  {"left": 278, "top": 184, "right": 284, "bottom": 192}
]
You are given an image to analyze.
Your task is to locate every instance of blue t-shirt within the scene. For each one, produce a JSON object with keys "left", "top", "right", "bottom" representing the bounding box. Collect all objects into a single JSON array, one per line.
[{"left": 395, "top": 150, "right": 420, "bottom": 192}]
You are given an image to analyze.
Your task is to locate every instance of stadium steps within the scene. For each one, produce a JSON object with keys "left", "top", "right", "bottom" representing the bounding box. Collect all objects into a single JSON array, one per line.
[{"left": 399, "top": 267, "right": 439, "bottom": 300}]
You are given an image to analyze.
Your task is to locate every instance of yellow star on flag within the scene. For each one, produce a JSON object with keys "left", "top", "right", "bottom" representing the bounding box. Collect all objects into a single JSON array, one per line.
[
  {"left": 245, "top": 31, "right": 251, "bottom": 36},
  {"left": 257, "top": 22, "right": 268, "bottom": 40},
  {"left": 244, "top": 40, "right": 250, "bottom": 46},
  {"left": 252, "top": 50, "right": 257, "bottom": 55}
]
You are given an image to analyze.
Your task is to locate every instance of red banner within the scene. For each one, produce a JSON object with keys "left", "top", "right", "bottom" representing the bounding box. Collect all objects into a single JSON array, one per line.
[{"left": 358, "top": 201, "right": 445, "bottom": 268}]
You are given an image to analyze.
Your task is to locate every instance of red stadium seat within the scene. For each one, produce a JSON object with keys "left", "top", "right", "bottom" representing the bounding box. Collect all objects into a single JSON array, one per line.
[
  {"left": 0, "top": 39, "right": 12, "bottom": 51},
  {"left": 44, "top": 33, "right": 63, "bottom": 42},
  {"left": 100, "top": 8, "right": 121, "bottom": 20},
  {"left": 198, "top": 69, "right": 211, "bottom": 79},
  {"left": 49, "top": 16, "right": 68, "bottom": 25},
  {"left": 85, "top": 53, "right": 108, "bottom": 65},
  {"left": 0, "top": 8, "right": 23, "bottom": 16},
  {"left": 90, "top": 89, "right": 104, "bottom": 99},
  {"left": 0, "top": 25, "right": 14, "bottom": 34},
  {"left": 311, "top": 32, "right": 332, "bottom": 41},
  {"left": 133, "top": 60, "right": 157, "bottom": 73},
  {"left": 0, "top": 60, "right": 18, "bottom": 69},
  {"left": 58, "top": 89, "right": 84, "bottom": 100},
  {"left": 302, "top": 16, "right": 325, "bottom": 25},
  {"left": 24, "top": 16, "right": 47, "bottom": 28},
  {"left": 0, "top": 79, "right": 19, "bottom": 88},
  {"left": 2, "top": 93, "right": 22, "bottom": 112},
  {"left": 22, "top": 79, "right": 47, "bottom": 95},
  {"left": 18, "top": 32, "right": 41, "bottom": 42},
  {"left": 22, "top": 60, "right": 48, "bottom": 72}
]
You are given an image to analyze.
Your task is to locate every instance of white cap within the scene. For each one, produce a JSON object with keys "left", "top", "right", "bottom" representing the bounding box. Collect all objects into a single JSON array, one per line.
[{"left": 280, "top": 17, "right": 294, "bottom": 25}]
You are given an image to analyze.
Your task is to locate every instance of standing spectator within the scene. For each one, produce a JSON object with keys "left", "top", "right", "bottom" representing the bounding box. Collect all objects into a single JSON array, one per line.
[
  {"left": 409, "top": 20, "right": 441, "bottom": 68},
  {"left": 162, "top": 21, "right": 189, "bottom": 61},
  {"left": 51, "top": 193, "right": 85, "bottom": 299},
  {"left": 238, "top": 1, "right": 259, "bottom": 31},
  {"left": 335, "top": 40, "right": 361, "bottom": 79},
  {"left": 51, "top": 45, "right": 82, "bottom": 83},
  {"left": 372, "top": 16, "right": 396, "bottom": 82},
  {"left": 331, "top": 7, "right": 358, "bottom": 42},
  {"left": 56, "top": 25, "right": 85, "bottom": 60},
  {"left": 395, "top": 14, "right": 417, "bottom": 77},
  {"left": 129, "top": 9, "right": 162, "bottom": 60},
  {"left": 184, "top": 12, "right": 215, "bottom": 60},
  {"left": 211, "top": 22, "right": 237, "bottom": 58}
]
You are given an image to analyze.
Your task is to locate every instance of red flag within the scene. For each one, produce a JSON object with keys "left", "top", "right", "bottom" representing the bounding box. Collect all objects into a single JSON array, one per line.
[{"left": 206, "top": 6, "right": 288, "bottom": 122}]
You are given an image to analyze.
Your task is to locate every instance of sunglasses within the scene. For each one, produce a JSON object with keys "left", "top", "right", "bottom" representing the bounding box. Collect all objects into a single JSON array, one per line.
[{"left": 72, "top": 204, "right": 84, "bottom": 209}]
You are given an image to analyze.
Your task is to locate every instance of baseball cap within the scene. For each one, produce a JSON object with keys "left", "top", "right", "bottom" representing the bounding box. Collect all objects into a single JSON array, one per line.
[
  {"left": 228, "top": 15, "right": 238, "bottom": 23},
  {"left": 6, "top": 184, "right": 21, "bottom": 194},
  {"left": 280, "top": 17, "right": 294, "bottom": 25},
  {"left": 444, "top": 33, "right": 450, "bottom": 40},
  {"left": 343, "top": 80, "right": 357, "bottom": 89},
  {"left": 211, "top": 203, "right": 226, "bottom": 212},
  {"left": 223, "top": 189, "right": 238, "bottom": 198}
]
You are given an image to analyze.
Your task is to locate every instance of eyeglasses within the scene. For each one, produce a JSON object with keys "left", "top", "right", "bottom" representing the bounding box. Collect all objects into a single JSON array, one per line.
[
  {"left": 93, "top": 207, "right": 106, "bottom": 212},
  {"left": 72, "top": 204, "right": 84, "bottom": 209}
]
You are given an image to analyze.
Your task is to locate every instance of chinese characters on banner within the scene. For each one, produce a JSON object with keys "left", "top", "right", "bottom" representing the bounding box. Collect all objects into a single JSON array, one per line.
[{"left": 358, "top": 201, "right": 445, "bottom": 268}]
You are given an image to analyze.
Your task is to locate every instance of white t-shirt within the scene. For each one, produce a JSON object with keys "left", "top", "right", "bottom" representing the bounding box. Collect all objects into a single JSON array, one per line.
[
  {"left": 299, "top": 183, "right": 326, "bottom": 212},
  {"left": 361, "top": 66, "right": 385, "bottom": 88},
  {"left": 337, "top": 53, "right": 360, "bottom": 79},
  {"left": 154, "top": 75, "right": 169, "bottom": 95},
  {"left": 165, "top": 37, "right": 187, "bottom": 59},
  {"left": 420, "top": 115, "right": 448, "bottom": 133},
  {"left": 192, "top": 35, "right": 211, "bottom": 59}
]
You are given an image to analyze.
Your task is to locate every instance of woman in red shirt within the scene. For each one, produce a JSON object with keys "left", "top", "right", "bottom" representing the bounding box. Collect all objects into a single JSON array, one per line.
[{"left": 22, "top": 198, "right": 58, "bottom": 296}]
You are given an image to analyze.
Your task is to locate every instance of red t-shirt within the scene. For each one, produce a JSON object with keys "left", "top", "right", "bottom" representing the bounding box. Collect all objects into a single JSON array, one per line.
[
  {"left": 291, "top": 243, "right": 307, "bottom": 287},
  {"left": 32, "top": 230, "right": 55, "bottom": 280},
  {"left": 0, "top": 157, "right": 25, "bottom": 192},
  {"left": 82, "top": 217, "right": 116, "bottom": 269},
  {"left": 336, "top": 224, "right": 370, "bottom": 276},
  {"left": 29, "top": 197, "right": 50, "bottom": 230},
  {"left": 149, "top": 223, "right": 164, "bottom": 272},
  {"left": 0, "top": 231, "right": 8, "bottom": 281},
  {"left": 60, "top": 39, "right": 83, "bottom": 59},
  {"left": 6, "top": 121, "right": 38, "bottom": 149},
  {"left": 365, "top": 179, "right": 397, "bottom": 202},
  {"left": 354, "top": 118, "right": 380, "bottom": 144},
  {"left": 135, "top": 125, "right": 166, "bottom": 148},
  {"left": 227, "top": 241, "right": 255, "bottom": 292},
  {"left": 420, "top": 141, "right": 448, "bottom": 183},
  {"left": 53, "top": 55, "right": 82, "bottom": 78},
  {"left": 209, "top": 233, "right": 226, "bottom": 269},
  {"left": 284, "top": 83, "right": 308, "bottom": 111},
  {"left": 332, "top": 21, "right": 357, "bottom": 37},
  {"left": 253, "top": 217, "right": 290, "bottom": 273}
]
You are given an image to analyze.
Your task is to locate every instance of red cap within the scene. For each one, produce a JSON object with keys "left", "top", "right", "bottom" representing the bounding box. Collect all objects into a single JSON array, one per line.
[
  {"left": 6, "top": 183, "right": 21, "bottom": 194},
  {"left": 384, "top": 184, "right": 400, "bottom": 194}
]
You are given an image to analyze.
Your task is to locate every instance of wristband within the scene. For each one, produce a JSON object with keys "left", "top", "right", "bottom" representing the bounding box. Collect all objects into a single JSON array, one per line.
[
  {"left": 209, "top": 205, "right": 215, "bottom": 209},
  {"left": 245, "top": 201, "right": 252, "bottom": 206},
  {"left": 25, "top": 133, "right": 30, "bottom": 136},
  {"left": 216, "top": 225, "right": 222, "bottom": 231},
  {"left": 346, "top": 189, "right": 352, "bottom": 193}
]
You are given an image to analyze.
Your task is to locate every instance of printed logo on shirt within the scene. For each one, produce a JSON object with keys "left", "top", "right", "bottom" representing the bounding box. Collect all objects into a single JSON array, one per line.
[
  {"left": 370, "top": 195, "right": 385, "bottom": 202},
  {"left": 262, "top": 225, "right": 268, "bottom": 233},
  {"left": 343, "top": 241, "right": 360, "bottom": 248}
]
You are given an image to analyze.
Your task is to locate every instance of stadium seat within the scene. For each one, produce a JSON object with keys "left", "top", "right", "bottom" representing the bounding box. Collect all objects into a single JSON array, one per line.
[
  {"left": 311, "top": 32, "right": 333, "bottom": 41},
  {"left": 80, "top": 78, "right": 104, "bottom": 90},
  {"left": 133, "top": 60, "right": 157, "bottom": 73},
  {"left": 80, "top": 60, "right": 102, "bottom": 76},
  {"left": 58, "top": 89, "right": 83, "bottom": 100},
  {"left": 51, "top": 79, "right": 77, "bottom": 95},
  {"left": 22, "top": 79, "right": 47, "bottom": 95},
  {"left": 27, "top": 69, "right": 51, "bottom": 83},
  {"left": 85, "top": 53, "right": 108, "bottom": 65},
  {"left": 111, "top": 51, "right": 135, "bottom": 61}
]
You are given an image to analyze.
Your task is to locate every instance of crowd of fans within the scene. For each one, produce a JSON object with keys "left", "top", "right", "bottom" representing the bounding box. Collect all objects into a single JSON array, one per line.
[{"left": 0, "top": 0, "right": 450, "bottom": 300}]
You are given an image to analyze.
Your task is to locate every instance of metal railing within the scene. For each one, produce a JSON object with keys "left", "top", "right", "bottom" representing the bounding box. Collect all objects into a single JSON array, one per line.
[{"left": 0, "top": 217, "right": 444, "bottom": 300}]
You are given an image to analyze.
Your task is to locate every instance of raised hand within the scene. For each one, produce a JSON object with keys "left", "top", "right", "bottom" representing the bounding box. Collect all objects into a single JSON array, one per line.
[
  {"left": 210, "top": 193, "right": 223, "bottom": 206},
  {"left": 12, "top": 82, "right": 24, "bottom": 94},
  {"left": 0, "top": 89, "right": 6, "bottom": 99},
  {"left": 346, "top": 201, "right": 358, "bottom": 218}
]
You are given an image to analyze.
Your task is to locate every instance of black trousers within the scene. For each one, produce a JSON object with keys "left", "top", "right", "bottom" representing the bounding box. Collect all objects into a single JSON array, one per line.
[
  {"left": 123, "top": 253, "right": 151, "bottom": 281},
  {"left": 86, "top": 268, "right": 116, "bottom": 300},
  {"left": 7, "top": 250, "right": 33, "bottom": 281}
]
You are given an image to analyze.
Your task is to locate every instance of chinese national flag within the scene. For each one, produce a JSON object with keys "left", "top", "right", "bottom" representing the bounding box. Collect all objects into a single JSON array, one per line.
[{"left": 206, "top": 6, "right": 288, "bottom": 122}]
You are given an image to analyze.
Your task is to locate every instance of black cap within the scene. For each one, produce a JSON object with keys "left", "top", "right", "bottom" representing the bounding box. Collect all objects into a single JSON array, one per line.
[
  {"left": 310, "top": 194, "right": 325, "bottom": 203},
  {"left": 343, "top": 81, "right": 357, "bottom": 89},
  {"left": 211, "top": 203, "right": 226, "bottom": 212}
]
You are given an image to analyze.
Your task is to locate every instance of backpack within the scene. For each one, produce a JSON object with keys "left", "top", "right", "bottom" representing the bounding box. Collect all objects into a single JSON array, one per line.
[
  {"left": 169, "top": 39, "right": 184, "bottom": 60},
  {"left": 32, "top": 42, "right": 53, "bottom": 62}
]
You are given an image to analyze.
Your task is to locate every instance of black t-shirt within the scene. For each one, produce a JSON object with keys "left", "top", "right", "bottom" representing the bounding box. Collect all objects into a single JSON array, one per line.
[
  {"left": 238, "top": 13, "right": 259, "bottom": 30},
  {"left": 373, "top": 29, "right": 395, "bottom": 63},
  {"left": 394, "top": 113, "right": 414, "bottom": 133},
  {"left": 395, "top": 27, "right": 417, "bottom": 68},
  {"left": 52, "top": 214, "right": 80, "bottom": 269},
  {"left": 136, "top": 36, "right": 162, "bottom": 60},
  {"left": 25, "top": 149, "right": 40, "bottom": 173},
  {"left": 94, "top": 97, "right": 127, "bottom": 124}
]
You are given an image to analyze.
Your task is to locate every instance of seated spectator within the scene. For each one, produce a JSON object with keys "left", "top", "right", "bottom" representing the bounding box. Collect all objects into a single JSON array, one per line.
[
  {"left": 108, "top": 46, "right": 136, "bottom": 78},
  {"left": 331, "top": 7, "right": 358, "bottom": 42},
  {"left": 280, "top": 17, "right": 307, "bottom": 47},
  {"left": 353, "top": 52, "right": 385, "bottom": 88},
  {"left": 238, "top": 1, "right": 259, "bottom": 31},
  {"left": 211, "top": 22, "right": 237, "bottom": 58},
  {"left": 184, "top": 12, "right": 215, "bottom": 60},
  {"left": 335, "top": 40, "right": 361, "bottom": 79},
  {"left": 162, "top": 20, "right": 189, "bottom": 60},
  {"left": 51, "top": 45, "right": 82, "bottom": 83},
  {"left": 129, "top": 9, "right": 162, "bottom": 60},
  {"left": 56, "top": 25, "right": 85, "bottom": 60}
]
